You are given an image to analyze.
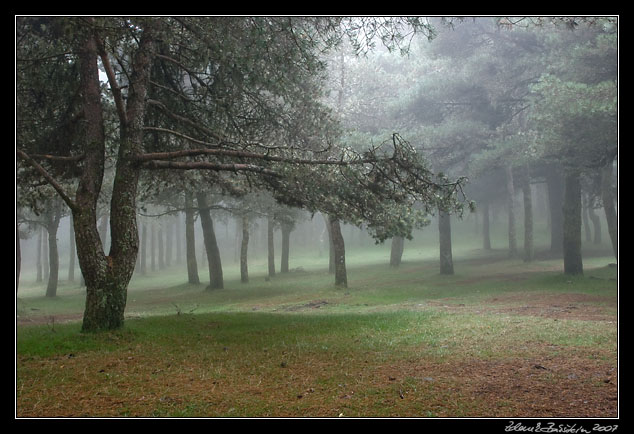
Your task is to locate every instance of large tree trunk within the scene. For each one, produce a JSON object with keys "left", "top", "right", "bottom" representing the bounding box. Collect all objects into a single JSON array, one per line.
[
  {"left": 438, "top": 210, "right": 454, "bottom": 275},
  {"left": 197, "top": 193, "right": 224, "bottom": 290},
  {"left": 545, "top": 167, "right": 564, "bottom": 255},
  {"left": 185, "top": 191, "right": 200, "bottom": 284},
  {"left": 587, "top": 204, "right": 602, "bottom": 244},
  {"left": 390, "top": 236, "right": 404, "bottom": 267},
  {"left": 601, "top": 160, "right": 618, "bottom": 261},
  {"left": 76, "top": 21, "right": 154, "bottom": 332},
  {"left": 329, "top": 216, "right": 347, "bottom": 287},
  {"left": 240, "top": 215, "right": 249, "bottom": 283},
  {"left": 563, "top": 168, "right": 583, "bottom": 275}
]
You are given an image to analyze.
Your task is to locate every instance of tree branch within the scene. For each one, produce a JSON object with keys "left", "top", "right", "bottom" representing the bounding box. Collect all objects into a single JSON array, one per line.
[
  {"left": 16, "top": 148, "right": 78, "bottom": 213},
  {"left": 95, "top": 34, "right": 127, "bottom": 125},
  {"left": 140, "top": 159, "right": 283, "bottom": 177}
]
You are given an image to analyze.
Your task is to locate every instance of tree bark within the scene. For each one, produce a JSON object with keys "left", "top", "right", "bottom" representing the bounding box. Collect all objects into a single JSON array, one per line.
[
  {"left": 601, "top": 160, "right": 618, "bottom": 261},
  {"left": 240, "top": 215, "right": 249, "bottom": 283},
  {"left": 563, "top": 168, "right": 583, "bottom": 275},
  {"left": 76, "top": 20, "right": 154, "bottom": 332},
  {"left": 329, "top": 216, "right": 347, "bottom": 287},
  {"left": 185, "top": 191, "right": 200, "bottom": 284},
  {"left": 438, "top": 210, "right": 454, "bottom": 275},
  {"left": 587, "top": 202, "right": 602, "bottom": 244},
  {"left": 197, "top": 193, "right": 224, "bottom": 290},
  {"left": 36, "top": 225, "right": 43, "bottom": 283},
  {"left": 390, "top": 236, "right": 404, "bottom": 267}
]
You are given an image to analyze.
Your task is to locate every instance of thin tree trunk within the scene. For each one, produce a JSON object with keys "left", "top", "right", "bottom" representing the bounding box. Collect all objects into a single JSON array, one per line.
[
  {"left": 438, "top": 210, "right": 454, "bottom": 275},
  {"left": 185, "top": 191, "right": 200, "bottom": 284},
  {"left": 563, "top": 168, "right": 583, "bottom": 275},
  {"left": 329, "top": 216, "right": 347, "bottom": 287},
  {"left": 482, "top": 201, "right": 491, "bottom": 250},
  {"left": 36, "top": 226, "right": 43, "bottom": 283},
  {"left": 601, "top": 160, "right": 618, "bottom": 261},
  {"left": 240, "top": 215, "right": 249, "bottom": 283},
  {"left": 587, "top": 203, "right": 602, "bottom": 244},
  {"left": 45, "top": 203, "right": 62, "bottom": 297},
  {"left": 546, "top": 167, "right": 564, "bottom": 255},
  {"left": 68, "top": 216, "right": 75, "bottom": 281},
  {"left": 280, "top": 222, "right": 292, "bottom": 273},
  {"left": 505, "top": 165, "right": 518, "bottom": 258},
  {"left": 268, "top": 215, "right": 276, "bottom": 277},
  {"left": 582, "top": 194, "right": 592, "bottom": 243},
  {"left": 197, "top": 193, "right": 223, "bottom": 290},
  {"left": 158, "top": 224, "right": 165, "bottom": 270},
  {"left": 522, "top": 166, "right": 534, "bottom": 262},
  {"left": 140, "top": 222, "right": 147, "bottom": 275},
  {"left": 323, "top": 213, "right": 335, "bottom": 273}
]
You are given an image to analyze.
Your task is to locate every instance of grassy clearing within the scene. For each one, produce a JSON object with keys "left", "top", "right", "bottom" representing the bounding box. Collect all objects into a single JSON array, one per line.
[{"left": 16, "top": 241, "right": 618, "bottom": 418}]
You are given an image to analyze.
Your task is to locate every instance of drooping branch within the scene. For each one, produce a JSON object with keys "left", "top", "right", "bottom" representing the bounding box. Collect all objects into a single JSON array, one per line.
[
  {"left": 140, "top": 159, "right": 282, "bottom": 177},
  {"left": 16, "top": 148, "right": 78, "bottom": 213}
]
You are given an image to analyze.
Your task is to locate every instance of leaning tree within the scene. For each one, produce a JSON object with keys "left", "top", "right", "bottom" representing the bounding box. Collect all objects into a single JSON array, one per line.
[{"left": 17, "top": 17, "right": 466, "bottom": 331}]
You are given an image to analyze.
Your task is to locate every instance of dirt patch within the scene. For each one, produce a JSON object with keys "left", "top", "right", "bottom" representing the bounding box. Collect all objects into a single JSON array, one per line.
[
  {"left": 425, "top": 292, "right": 616, "bottom": 322},
  {"left": 376, "top": 352, "right": 617, "bottom": 417}
]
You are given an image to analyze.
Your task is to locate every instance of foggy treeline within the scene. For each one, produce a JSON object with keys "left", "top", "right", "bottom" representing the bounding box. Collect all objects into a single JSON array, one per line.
[{"left": 17, "top": 17, "right": 617, "bottom": 308}]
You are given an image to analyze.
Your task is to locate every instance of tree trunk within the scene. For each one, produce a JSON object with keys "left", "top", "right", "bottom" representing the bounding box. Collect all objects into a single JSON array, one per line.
[
  {"left": 601, "top": 160, "right": 618, "bottom": 261},
  {"left": 582, "top": 194, "right": 592, "bottom": 243},
  {"left": 197, "top": 193, "right": 224, "bottom": 290},
  {"left": 158, "top": 225, "right": 165, "bottom": 270},
  {"left": 329, "top": 216, "right": 347, "bottom": 287},
  {"left": 280, "top": 222, "right": 292, "bottom": 273},
  {"left": 505, "top": 165, "right": 518, "bottom": 258},
  {"left": 587, "top": 203, "right": 602, "bottom": 244},
  {"left": 563, "top": 168, "right": 583, "bottom": 275},
  {"left": 240, "top": 215, "right": 249, "bottom": 283},
  {"left": 322, "top": 213, "right": 335, "bottom": 273},
  {"left": 185, "top": 191, "right": 200, "bottom": 284},
  {"left": 36, "top": 225, "right": 43, "bottom": 283},
  {"left": 545, "top": 167, "right": 564, "bottom": 255},
  {"left": 140, "top": 222, "right": 147, "bottom": 275},
  {"left": 482, "top": 201, "right": 491, "bottom": 250},
  {"left": 151, "top": 222, "right": 156, "bottom": 271},
  {"left": 522, "top": 167, "right": 534, "bottom": 263},
  {"left": 76, "top": 21, "right": 154, "bottom": 332},
  {"left": 438, "top": 210, "right": 454, "bottom": 275},
  {"left": 45, "top": 204, "right": 61, "bottom": 297},
  {"left": 390, "top": 236, "right": 404, "bottom": 267},
  {"left": 268, "top": 215, "right": 276, "bottom": 277},
  {"left": 68, "top": 216, "right": 76, "bottom": 281}
]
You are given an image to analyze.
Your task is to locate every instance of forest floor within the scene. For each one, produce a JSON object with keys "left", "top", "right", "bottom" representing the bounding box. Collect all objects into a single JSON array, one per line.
[{"left": 16, "top": 247, "right": 618, "bottom": 419}]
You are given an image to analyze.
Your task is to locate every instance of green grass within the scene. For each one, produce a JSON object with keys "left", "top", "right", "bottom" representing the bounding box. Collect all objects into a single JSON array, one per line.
[{"left": 16, "top": 235, "right": 618, "bottom": 417}]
